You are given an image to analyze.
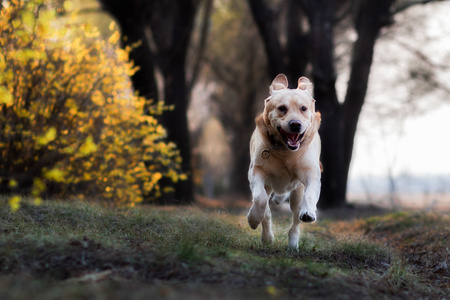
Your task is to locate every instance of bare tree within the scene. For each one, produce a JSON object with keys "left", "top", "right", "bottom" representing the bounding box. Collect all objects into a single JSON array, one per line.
[{"left": 100, "top": 0, "right": 203, "bottom": 204}]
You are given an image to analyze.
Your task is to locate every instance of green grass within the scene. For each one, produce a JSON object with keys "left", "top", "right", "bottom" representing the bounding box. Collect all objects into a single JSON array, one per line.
[{"left": 0, "top": 197, "right": 448, "bottom": 299}]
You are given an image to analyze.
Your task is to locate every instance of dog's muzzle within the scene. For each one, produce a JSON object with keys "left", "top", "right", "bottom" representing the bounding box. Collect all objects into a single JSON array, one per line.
[{"left": 278, "top": 124, "right": 305, "bottom": 151}]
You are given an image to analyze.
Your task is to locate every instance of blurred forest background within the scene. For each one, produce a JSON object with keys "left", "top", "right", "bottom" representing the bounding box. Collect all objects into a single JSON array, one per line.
[{"left": 1, "top": 0, "right": 450, "bottom": 210}]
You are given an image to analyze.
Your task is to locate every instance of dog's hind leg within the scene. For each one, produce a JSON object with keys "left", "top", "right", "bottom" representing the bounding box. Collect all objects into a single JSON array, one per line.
[
  {"left": 261, "top": 205, "right": 274, "bottom": 243},
  {"left": 288, "top": 186, "right": 304, "bottom": 249}
]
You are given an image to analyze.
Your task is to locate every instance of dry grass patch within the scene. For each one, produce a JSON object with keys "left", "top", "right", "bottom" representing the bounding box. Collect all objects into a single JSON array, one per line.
[{"left": 362, "top": 212, "right": 450, "bottom": 291}]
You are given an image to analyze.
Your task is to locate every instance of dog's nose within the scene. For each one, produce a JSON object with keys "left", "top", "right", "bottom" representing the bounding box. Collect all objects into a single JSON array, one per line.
[{"left": 289, "top": 120, "right": 301, "bottom": 133}]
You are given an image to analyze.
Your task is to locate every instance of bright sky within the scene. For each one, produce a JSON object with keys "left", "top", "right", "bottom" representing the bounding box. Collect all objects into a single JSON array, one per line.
[
  {"left": 347, "top": 2, "right": 450, "bottom": 180},
  {"left": 349, "top": 104, "right": 450, "bottom": 179}
]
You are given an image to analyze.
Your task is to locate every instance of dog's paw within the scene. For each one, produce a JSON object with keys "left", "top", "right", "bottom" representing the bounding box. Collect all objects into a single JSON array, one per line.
[
  {"left": 299, "top": 210, "right": 316, "bottom": 223},
  {"left": 248, "top": 217, "right": 260, "bottom": 229},
  {"left": 288, "top": 227, "right": 300, "bottom": 250},
  {"left": 261, "top": 231, "right": 274, "bottom": 244},
  {"left": 247, "top": 207, "right": 264, "bottom": 229}
]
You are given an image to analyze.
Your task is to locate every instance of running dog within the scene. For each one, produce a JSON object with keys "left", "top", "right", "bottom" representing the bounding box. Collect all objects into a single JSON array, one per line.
[{"left": 247, "top": 74, "right": 321, "bottom": 249}]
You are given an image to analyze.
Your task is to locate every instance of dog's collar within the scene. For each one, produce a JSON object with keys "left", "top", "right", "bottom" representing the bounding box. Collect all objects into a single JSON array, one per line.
[{"left": 261, "top": 131, "right": 284, "bottom": 159}]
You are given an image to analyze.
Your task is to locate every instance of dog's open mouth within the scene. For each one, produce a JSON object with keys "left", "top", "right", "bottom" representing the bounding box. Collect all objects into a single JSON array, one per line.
[{"left": 278, "top": 127, "right": 305, "bottom": 150}]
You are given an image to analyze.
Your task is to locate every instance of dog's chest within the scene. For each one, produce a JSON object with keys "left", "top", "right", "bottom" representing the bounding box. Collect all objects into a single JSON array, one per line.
[{"left": 263, "top": 157, "right": 302, "bottom": 193}]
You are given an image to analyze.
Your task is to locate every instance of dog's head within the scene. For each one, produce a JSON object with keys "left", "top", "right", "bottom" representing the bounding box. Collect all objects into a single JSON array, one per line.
[{"left": 263, "top": 74, "right": 317, "bottom": 151}]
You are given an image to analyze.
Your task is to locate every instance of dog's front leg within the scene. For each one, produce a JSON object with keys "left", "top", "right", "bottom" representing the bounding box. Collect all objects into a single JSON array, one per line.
[
  {"left": 288, "top": 186, "right": 303, "bottom": 249},
  {"left": 299, "top": 171, "right": 321, "bottom": 223},
  {"left": 247, "top": 171, "right": 269, "bottom": 230}
]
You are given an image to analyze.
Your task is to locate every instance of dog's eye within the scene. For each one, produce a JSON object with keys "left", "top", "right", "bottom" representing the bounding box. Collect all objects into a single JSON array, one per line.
[
  {"left": 301, "top": 106, "right": 307, "bottom": 112},
  {"left": 278, "top": 106, "right": 287, "bottom": 113}
]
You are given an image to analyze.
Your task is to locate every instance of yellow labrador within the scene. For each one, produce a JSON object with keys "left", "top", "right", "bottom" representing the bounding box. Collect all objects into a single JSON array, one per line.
[{"left": 247, "top": 74, "right": 321, "bottom": 249}]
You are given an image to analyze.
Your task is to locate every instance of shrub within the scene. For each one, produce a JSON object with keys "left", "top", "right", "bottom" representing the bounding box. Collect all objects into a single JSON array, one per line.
[{"left": 0, "top": 0, "right": 185, "bottom": 209}]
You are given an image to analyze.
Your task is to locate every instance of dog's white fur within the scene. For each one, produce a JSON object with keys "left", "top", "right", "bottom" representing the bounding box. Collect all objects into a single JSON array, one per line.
[{"left": 247, "top": 74, "right": 321, "bottom": 249}]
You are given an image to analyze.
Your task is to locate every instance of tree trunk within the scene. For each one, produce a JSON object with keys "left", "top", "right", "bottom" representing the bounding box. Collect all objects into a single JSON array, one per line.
[
  {"left": 247, "top": 0, "right": 309, "bottom": 83},
  {"left": 100, "top": 0, "right": 199, "bottom": 204},
  {"left": 159, "top": 63, "right": 194, "bottom": 203},
  {"left": 228, "top": 89, "right": 257, "bottom": 196},
  {"left": 100, "top": 1, "right": 158, "bottom": 107},
  {"left": 307, "top": 0, "right": 347, "bottom": 208},
  {"left": 149, "top": 1, "right": 198, "bottom": 204},
  {"left": 247, "top": 0, "right": 287, "bottom": 78},
  {"left": 342, "top": 0, "right": 395, "bottom": 190},
  {"left": 119, "top": 23, "right": 159, "bottom": 114},
  {"left": 286, "top": 0, "right": 309, "bottom": 84}
]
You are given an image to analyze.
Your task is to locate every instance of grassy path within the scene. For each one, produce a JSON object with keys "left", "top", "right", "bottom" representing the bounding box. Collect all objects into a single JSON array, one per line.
[{"left": 0, "top": 198, "right": 448, "bottom": 299}]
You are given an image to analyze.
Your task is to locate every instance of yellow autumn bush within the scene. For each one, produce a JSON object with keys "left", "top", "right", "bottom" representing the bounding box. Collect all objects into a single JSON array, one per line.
[{"left": 0, "top": 0, "right": 185, "bottom": 208}]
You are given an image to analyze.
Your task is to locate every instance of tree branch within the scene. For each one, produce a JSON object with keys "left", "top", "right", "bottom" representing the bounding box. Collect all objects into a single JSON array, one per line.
[
  {"left": 187, "top": 0, "right": 213, "bottom": 94},
  {"left": 247, "top": 0, "right": 286, "bottom": 78},
  {"left": 395, "top": 39, "right": 450, "bottom": 70}
]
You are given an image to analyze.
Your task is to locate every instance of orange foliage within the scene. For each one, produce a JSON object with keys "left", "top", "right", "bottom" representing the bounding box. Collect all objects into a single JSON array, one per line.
[{"left": 0, "top": 0, "right": 185, "bottom": 209}]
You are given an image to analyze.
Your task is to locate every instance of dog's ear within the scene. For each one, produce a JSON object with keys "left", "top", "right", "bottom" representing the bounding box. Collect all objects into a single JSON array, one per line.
[
  {"left": 270, "top": 74, "right": 288, "bottom": 95},
  {"left": 310, "top": 99, "right": 316, "bottom": 113},
  {"left": 297, "top": 77, "right": 313, "bottom": 95}
]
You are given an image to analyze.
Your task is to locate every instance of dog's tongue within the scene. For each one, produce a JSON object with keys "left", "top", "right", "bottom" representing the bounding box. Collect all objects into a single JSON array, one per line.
[{"left": 286, "top": 133, "right": 299, "bottom": 147}]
